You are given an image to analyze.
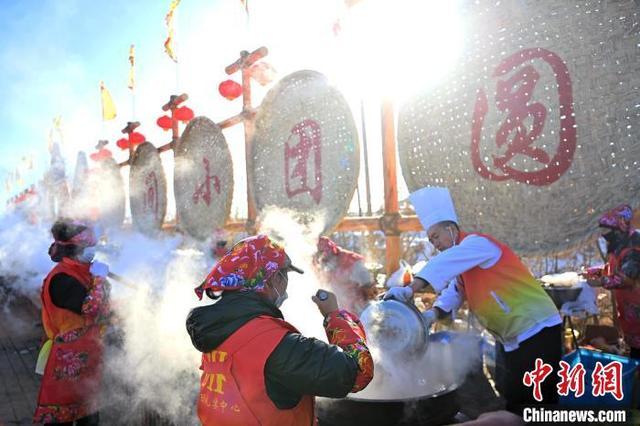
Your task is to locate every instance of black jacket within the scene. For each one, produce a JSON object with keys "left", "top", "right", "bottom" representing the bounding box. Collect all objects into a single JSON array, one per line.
[
  {"left": 186, "top": 291, "right": 358, "bottom": 409},
  {"left": 610, "top": 231, "right": 640, "bottom": 280}
]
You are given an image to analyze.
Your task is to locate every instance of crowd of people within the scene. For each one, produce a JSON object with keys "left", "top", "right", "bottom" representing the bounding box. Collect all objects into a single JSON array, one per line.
[{"left": 32, "top": 186, "right": 640, "bottom": 425}]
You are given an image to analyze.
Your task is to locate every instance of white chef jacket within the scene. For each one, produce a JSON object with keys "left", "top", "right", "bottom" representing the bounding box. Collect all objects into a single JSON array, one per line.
[{"left": 416, "top": 234, "right": 561, "bottom": 351}]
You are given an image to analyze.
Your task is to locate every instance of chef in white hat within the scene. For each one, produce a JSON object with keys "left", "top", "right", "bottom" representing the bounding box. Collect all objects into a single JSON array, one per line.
[{"left": 385, "top": 186, "right": 561, "bottom": 415}]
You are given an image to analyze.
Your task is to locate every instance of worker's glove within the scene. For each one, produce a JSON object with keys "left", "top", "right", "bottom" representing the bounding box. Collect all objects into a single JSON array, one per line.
[
  {"left": 90, "top": 261, "right": 109, "bottom": 279},
  {"left": 422, "top": 309, "right": 437, "bottom": 329},
  {"left": 383, "top": 286, "right": 414, "bottom": 302}
]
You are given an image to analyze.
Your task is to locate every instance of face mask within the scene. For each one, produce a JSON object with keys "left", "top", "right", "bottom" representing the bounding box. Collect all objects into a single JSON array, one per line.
[
  {"left": 273, "top": 286, "right": 288, "bottom": 308},
  {"left": 448, "top": 227, "right": 457, "bottom": 247},
  {"left": 77, "top": 246, "right": 96, "bottom": 263},
  {"left": 602, "top": 230, "right": 624, "bottom": 252}
]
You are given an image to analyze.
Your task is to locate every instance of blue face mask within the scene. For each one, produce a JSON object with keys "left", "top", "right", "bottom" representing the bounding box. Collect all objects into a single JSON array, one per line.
[{"left": 77, "top": 246, "right": 96, "bottom": 263}]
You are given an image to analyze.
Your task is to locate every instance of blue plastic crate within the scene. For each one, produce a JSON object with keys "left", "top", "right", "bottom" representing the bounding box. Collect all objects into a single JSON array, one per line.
[{"left": 558, "top": 348, "right": 640, "bottom": 407}]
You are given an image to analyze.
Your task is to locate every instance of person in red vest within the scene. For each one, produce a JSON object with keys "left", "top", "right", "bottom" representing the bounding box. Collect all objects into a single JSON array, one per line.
[
  {"left": 385, "top": 186, "right": 561, "bottom": 414},
  {"left": 584, "top": 204, "right": 640, "bottom": 358},
  {"left": 186, "top": 234, "right": 374, "bottom": 426},
  {"left": 34, "top": 219, "right": 110, "bottom": 425},
  {"left": 314, "top": 236, "right": 377, "bottom": 314}
]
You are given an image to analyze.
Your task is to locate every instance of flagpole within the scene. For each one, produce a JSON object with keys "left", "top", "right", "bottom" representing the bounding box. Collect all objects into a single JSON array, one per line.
[
  {"left": 99, "top": 81, "right": 107, "bottom": 140},
  {"left": 129, "top": 44, "right": 136, "bottom": 120},
  {"left": 131, "top": 89, "right": 136, "bottom": 120}
]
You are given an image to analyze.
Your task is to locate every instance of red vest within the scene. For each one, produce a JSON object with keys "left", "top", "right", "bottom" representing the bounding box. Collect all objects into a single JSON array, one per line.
[
  {"left": 608, "top": 247, "right": 640, "bottom": 348},
  {"left": 34, "top": 258, "right": 104, "bottom": 423},
  {"left": 40, "top": 258, "right": 92, "bottom": 338},
  {"left": 458, "top": 231, "right": 559, "bottom": 344},
  {"left": 198, "top": 315, "right": 315, "bottom": 426}
]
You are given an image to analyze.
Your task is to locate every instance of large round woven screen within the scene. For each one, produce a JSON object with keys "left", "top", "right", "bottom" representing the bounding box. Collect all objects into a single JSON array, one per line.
[
  {"left": 174, "top": 116, "right": 233, "bottom": 240},
  {"left": 129, "top": 142, "right": 167, "bottom": 235},
  {"left": 398, "top": 1, "right": 640, "bottom": 255},
  {"left": 251, "top": 70, "right": 360, "bottom": 234},
  {"left": 89, "top": 157, "right": 125, "bottom": 228}
]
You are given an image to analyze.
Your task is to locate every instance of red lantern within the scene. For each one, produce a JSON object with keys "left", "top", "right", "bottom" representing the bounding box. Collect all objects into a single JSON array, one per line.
[
  {"left": 129, "top": 132, "right": 145, "bottom": 145},
  {"left": 116, "top": 138, "right": 130, "bottom": 150},
  {"left": 218, "top": 79, "right": 242, "bottom": 100},
  {"left": 175, "top": 106, "right": 194, "bottom": 122},
  {"left": 90, "top": 148, "right": 112, "bottom": 162},
  {"left": 99, "top": 148, "right": 112, "bottom": 159},
  {"left": 157, "top": 115, "right": 173, "bottom": 130}
]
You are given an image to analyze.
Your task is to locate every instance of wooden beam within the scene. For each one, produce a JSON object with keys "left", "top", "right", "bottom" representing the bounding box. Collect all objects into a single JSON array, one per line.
[{"left": 381, "top": 99, "right": 401, "bottom": 275}]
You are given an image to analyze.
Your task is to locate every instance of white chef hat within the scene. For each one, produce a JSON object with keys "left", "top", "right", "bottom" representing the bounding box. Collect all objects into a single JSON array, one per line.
[{"left": 409, "top": 186, "right": 458, "bottom": 231}]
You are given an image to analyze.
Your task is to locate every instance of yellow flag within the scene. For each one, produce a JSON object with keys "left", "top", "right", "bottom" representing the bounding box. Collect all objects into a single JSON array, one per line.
[
  {"left": 240, "top": 0, "right": 249, "bottom": 15},
  {"left": 128, "top": 44, "right": 135, "bottom": 90},
  {"left": 15, "top": 170, "right": 23, "bottom": 187},
  {"left": 100, "top": 81, "right": 117, "bottom": 121},
  {"left": 164, "top": 0, "right": 180, "bottom": 62}
]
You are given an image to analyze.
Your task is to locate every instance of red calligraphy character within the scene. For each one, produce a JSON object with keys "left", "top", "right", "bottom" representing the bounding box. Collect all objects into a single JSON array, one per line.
[
  {"left": 144, "top": 172, "right": 158, "bottom": 216},
  {"left": 592, "top": 361, "right": 623, "bottom": 401},
  {"left": 284, "top": 119, "right": 322, "bottom": 204},
  {"left": 523, "top": 358, "right": 553, "bottom": 402},
  {"left": 557, "top": 360, "right": 586, "bottom": 397},
  {"left": 471, "top": 48, "right": 576, "bottom": 186},
  {"left": 193, "top": 157, "right": 220, "bottom": 206}
]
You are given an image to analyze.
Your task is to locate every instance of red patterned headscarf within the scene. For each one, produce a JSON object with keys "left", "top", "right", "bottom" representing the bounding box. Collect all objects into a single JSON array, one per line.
[
  {"left": 195, "top": 234, "right": 303, "bottom": 300},
  {"left": 598, "top": 204, "right": 634, "bottom": 234},
  {"left": 52, "top": 220, "right": 97, "bottom": 247},
  {"left": 317, "top": 236, "right": 363, "bottom": 266}
]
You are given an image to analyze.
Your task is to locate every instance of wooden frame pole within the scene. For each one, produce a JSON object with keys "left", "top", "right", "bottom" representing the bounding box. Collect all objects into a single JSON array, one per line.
[{"left": 381, "top": 99, "right": 401, "bottom": 276}]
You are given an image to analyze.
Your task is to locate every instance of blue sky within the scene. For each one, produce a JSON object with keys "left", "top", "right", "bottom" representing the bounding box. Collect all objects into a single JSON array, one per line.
[
  {"left": 0, "top": 0, "right": 461, "bottom": 214},
  {"left": 0, "top": 0, "right": 351, "bottom": 211},
  {"left": 0, "top": 0, "right": 175, "bottom": 202}
]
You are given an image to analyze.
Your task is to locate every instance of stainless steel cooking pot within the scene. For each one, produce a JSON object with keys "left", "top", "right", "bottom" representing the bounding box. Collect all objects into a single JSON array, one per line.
[{"left": 359, "top": 299, "right": 431, "bottom": 356}]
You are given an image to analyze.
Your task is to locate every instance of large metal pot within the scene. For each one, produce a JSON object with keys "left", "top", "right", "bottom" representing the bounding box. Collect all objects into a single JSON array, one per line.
[
  {"left": 316, "top": 385, "right": 459, "bottom": 426},
  {"left": 542, "top": 286, "right": 583, "bottom": 309},
  {"left": 358, "top": 299, "right": 431, "bottom": 356},
  {"left": 539, "top": 272, "right": 584, "bottom": 308},
  {"left": 316, "top": 330, "right": 464, "bottom": 426}
]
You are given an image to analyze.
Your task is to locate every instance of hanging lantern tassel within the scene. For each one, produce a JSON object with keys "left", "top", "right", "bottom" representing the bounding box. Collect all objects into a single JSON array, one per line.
[
  {"left": 129, "top": 132, "right": 146, "bottom": 145},
  {"left": 218, "top": 80, "right": 242, "bottom": 101},
  {"left": 156, "top": 115, "right": 173, "bottom": 130},
  {"left": 116, "top": 138, "right": 130, "bottom": 150},
  {"left": 175, "top": 106, "right": 194, "bottom": 122},
  {"left": 249, "top": 62, "right": 276, "bottom": 86}
]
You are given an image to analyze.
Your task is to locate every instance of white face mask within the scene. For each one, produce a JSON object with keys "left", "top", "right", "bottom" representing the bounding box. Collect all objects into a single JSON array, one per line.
[
  {"left": 448, "top": 227, "right": 457, "bottom": 247},
  {"left": 273, "top": 286, "right": 288, "bottom": 308},
  {"left": 77, "top": 246, "right": 96, "bottom": 263}
]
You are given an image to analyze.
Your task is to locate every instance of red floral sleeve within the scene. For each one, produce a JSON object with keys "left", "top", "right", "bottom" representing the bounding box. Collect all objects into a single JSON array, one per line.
[
  {"left": 81, "top": 277, "right": 110, "bottom": 323},
  {"left": 324, "top": 309, "right": 374, "bottom": 392},
  {"left": 602, "top": 273, "right": 628, "bottom": 289}
]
